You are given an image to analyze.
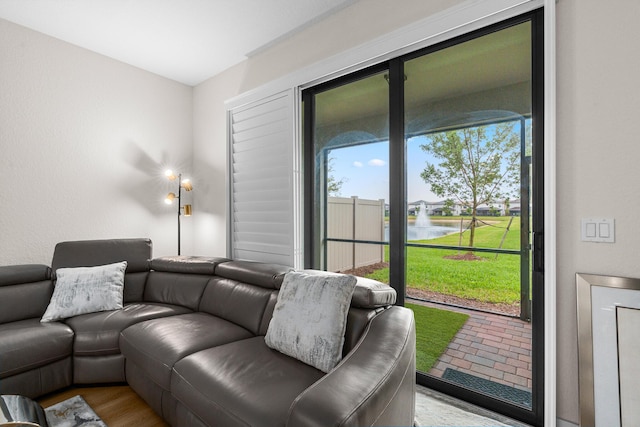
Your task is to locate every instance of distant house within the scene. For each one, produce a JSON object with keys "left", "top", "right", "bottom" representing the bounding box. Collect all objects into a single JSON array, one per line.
[
  {"left": 406, "top": 199, "right": 521, "bottom": 216},
  {"left": 507, "top": 199, "right": 522, "bottom": 216},
  {"left": 429, "top": 201, "right": 462, "bottom": 216},
  {"left": 407, "top": 200, "right": 430, "bottom": 215},
  {"left": 476, "top": 199, "right": 521, "bottom": 216}
]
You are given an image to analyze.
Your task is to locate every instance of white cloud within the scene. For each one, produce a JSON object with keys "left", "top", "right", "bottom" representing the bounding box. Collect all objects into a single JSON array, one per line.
[
  {"left": 353, "top": 161, "right": 363, "bottom": 167},
  {"left": 368, "top": 158, "right": 386, "bottom": 167}
]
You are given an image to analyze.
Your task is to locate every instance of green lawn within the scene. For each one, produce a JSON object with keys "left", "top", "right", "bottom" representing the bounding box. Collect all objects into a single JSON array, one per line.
[
  {"left": 366, "top": 216, "right": 522, "bottom": 304},
  {"left": 407, "top": 302, "right": 469, "bottom": 372}
]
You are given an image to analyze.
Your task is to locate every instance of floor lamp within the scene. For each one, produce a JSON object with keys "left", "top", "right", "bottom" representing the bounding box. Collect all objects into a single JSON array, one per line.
[{"left": 164, "top": 170, "right": 193, "bottom": 255}]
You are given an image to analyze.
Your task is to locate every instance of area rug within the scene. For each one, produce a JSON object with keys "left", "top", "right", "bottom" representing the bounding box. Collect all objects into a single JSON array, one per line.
[
  {"left": 442, "top": 368, "right": 532, "bottom": 407},
  {"left": 45, "top": 395, "right": 106, "bottom": 427}
]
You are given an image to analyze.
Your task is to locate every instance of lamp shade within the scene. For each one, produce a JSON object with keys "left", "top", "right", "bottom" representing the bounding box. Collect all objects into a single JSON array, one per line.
[
  {"left": 164, "top": 192, "right": 176, "bottom": 204},
  {"left": 164, "top": 169, "right": 193, "bottom": 255}
]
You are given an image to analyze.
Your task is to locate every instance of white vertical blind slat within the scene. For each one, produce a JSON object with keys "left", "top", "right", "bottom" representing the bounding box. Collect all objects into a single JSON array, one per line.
[{"left": 228, "top": 90, "right": 296, "bottom": 266}]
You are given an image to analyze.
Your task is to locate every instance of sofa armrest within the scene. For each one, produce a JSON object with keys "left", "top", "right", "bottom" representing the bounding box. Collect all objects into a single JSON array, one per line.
[{"left": 286, "top": 306, "right": 416, "bottom": 427}]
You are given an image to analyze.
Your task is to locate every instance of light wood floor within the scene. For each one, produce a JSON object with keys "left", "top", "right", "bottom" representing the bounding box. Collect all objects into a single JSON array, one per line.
[{"left": 38, "top": 385, "right": 169, "bottom": 427}]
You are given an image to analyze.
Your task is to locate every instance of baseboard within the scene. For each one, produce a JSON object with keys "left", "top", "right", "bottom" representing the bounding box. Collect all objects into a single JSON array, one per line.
[{"left": 557, "top": 418, "right": 578, "bottom": 427}]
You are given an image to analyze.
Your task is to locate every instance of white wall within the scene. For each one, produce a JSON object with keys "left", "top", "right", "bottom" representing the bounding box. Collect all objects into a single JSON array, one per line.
[
  {"left": 0, "top": 18, "right": 194, "bottom": 264},
  {"left": 191, "top": 68, "right": 244, "bottom": 256},
  {"left": 194, "top": 0, "right": 640, "bottom": 425},
  {"left": 191, "top": 0, "right": 463, "bottom": 256},
  {"left": 555, "top": 0, "right": 640, "bottom": 423}
]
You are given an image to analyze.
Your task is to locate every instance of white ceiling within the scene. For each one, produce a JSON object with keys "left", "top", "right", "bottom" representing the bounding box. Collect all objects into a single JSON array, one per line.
[{"left": 0, "top": 0, "right": 356, "bottom": 86}]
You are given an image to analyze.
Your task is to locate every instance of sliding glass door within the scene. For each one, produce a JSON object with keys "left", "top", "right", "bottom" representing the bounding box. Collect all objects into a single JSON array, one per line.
[
  {"left": 305, "top": 69, "right": 390, "bottom": 273},
  {"left": 304, "top": 10, "right": 544, "bottom": 426}
]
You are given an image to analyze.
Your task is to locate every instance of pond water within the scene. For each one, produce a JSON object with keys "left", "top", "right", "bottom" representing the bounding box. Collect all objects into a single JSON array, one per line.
[{"left": 384, "top": 221, "right": 461, "bottom": 241}]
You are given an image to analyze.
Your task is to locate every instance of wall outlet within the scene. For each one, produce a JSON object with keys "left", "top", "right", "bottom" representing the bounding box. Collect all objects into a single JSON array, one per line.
[{"left": 581, "top": 218, "right": 615, "bottom": 243}]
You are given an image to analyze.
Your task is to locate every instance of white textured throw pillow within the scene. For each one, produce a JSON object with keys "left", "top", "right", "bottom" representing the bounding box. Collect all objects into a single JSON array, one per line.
[
  {"left": 41, "top": 261, "right": 127, "bottom": 322},
  {"left": 265, "top": 271, "right": 357, "bottom": 373}
]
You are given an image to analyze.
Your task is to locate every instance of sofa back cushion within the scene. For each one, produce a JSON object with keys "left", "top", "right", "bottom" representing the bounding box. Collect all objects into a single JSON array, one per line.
[
  {"left": 144, "top": 272, "right": 210, "bottom": 311},
  {"left": 150, "top": 256, "right": 230, "bottom": 275},
  {"left": 215, "top": 261, "right": 292, "bottom": 290},
  {"left": 51, "top": 238, "right": 152, "bottom": 302},
  {"left": 301, "top": 270, "right": 397, "bottom": 309},
  {"left": 343, "top": 307, "right": 379, "bottom": 356},
  {"left": 199, "top": 277, "right": 277, "bottom": 335},
  {"left": 0, "top": 265, "right": 52, "bottom": 323},
  {"left": 205, "top": 260, "right": 291, "bottom": 335}
]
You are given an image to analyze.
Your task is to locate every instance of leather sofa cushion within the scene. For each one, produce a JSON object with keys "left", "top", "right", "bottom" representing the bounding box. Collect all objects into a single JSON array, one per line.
[
  {"left": 171, "top": 336, "right": 324, "bottom": 427},
  {"left": 215, "top": 261, "right": 292, "bottom": 290},
  {"left": 65, "top": 302, "right": 192, "bottom": 357},
  {"left": 122, "top": 272, "right": 148, "bottom": 303},
  {"left": 50, "top": 239, "right": 152, "bottom": 303},
  {"left": 51, "top": 238, "right": 151, "bottom": 274},
  {"left": 352, "top": 276, "right": 397, "bottom": 308},
  {"left": 198, "top": 277, "right": 277, "bottom": 335},
  {"left": 302, "top": 270, "right": 397, "bottom": 309},
  {"left": 150, "top": 256, "right": 230, "bottom": 275},
  {"left": 0, "top": 264, "right": 50, "bottom": 286},
  {"left": 143, "top": 272, "right": 211, "bottom": 310},
  {"left": 0, "top": 357, "right": 72, "bottom": 399},
  {"left": 343, "top": 307, "right": 379, "bottom": 356},
  {"left": 0, "top": 280, "right": 52, "bottom": 324},
  {"left": 74, "top": 354, "right": 127, "bottom": 384},
  {"left": 286, "top": 306, "right": 416, "bottom": 427},
  {"left": 0, "top": 318, "right": 73, "bottom": 378},
  {"left": 0, "top": 265, "right": 52, "bottom": 323},
  {"left": 120, "top": 313, "right": 253, "bottom": 390}
]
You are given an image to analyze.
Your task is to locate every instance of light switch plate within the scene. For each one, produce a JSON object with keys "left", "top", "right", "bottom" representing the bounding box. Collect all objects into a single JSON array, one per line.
[{"left": 581, "top": 218, "right": 615, "bottom": 243}]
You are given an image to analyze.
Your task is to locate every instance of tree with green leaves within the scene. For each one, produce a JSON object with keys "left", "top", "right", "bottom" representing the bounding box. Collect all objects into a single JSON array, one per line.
[
  {"left": 420, "top": 122, "right": 520, "bottom": 250},
  {"left": 443, "top": 198, "right": 455, "bottom": 216},
  {"left": 327, "top": 156, "right": 347, "bottom": 197}
]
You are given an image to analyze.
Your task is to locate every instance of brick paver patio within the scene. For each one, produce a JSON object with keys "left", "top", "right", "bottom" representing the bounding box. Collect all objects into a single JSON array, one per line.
[{"left": 413, "top": 299, "right": 532, "bottom": 392}]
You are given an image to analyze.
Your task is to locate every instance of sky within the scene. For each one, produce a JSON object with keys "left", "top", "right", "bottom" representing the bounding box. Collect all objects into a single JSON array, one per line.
[
  {"left": 328, "top": 135, "right": 438, "bottom": 204},
  {"left": 328, "top": 121, "right": 528, "bottom": 205}
]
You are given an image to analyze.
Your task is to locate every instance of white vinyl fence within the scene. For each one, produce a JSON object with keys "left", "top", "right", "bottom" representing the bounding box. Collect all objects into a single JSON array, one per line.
[{"left": 327, "top": 196, "right": 385, "bottom": 272}]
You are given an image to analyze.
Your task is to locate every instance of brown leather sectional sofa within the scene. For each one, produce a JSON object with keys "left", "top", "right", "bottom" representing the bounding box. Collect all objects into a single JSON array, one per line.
[{"left": 0, "top": 238, "right": 416, "bottom": 426}]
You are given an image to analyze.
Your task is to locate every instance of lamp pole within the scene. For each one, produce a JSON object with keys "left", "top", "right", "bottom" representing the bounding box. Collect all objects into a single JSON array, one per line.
[
  {"left": 177, "top": 173, "right": 182, "bottom": 256},
  {"left": 165, "top": 169, "right": 192, "bottom": 256}
]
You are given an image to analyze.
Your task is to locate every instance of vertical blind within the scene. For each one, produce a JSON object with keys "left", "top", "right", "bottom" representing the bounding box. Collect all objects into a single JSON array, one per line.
[{"left": 228, "top": 90, "right": 299, "bottom": 266}]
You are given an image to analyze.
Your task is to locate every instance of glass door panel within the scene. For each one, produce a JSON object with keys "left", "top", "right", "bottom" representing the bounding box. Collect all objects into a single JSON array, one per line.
[
  {"left": 304, "top": 12, "right": 543, "bottom": 425},
  {"left": 404, "top": 21, "right": 534, "bottom": 408},
  {"left": 312, "top": 71, "right": 390, "bottom": 274}
]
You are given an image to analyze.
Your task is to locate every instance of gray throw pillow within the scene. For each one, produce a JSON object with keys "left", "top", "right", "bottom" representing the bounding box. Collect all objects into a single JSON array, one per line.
[
  {"left": 265, "top": 271, "right": 357, "bottom": 373},
  {"left": 41, "top": 261, "right": 127, "bottom": 322}
]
